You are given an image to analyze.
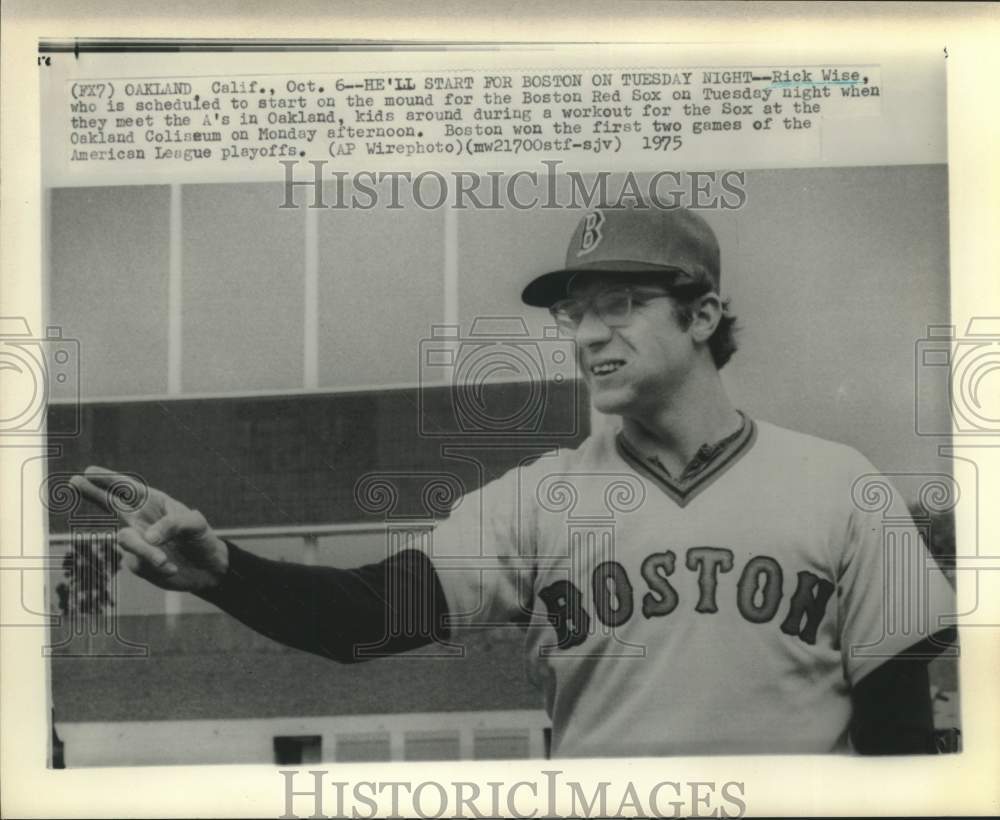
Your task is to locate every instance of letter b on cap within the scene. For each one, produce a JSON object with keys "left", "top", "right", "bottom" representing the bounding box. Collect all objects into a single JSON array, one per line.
[{"left": 578, "top": 210, "right": 605, "bottom": 256}]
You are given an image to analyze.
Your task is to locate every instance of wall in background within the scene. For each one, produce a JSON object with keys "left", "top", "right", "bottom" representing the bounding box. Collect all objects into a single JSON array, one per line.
[{"left": 49, "top": 165, "right": 951, "bottom": 480}]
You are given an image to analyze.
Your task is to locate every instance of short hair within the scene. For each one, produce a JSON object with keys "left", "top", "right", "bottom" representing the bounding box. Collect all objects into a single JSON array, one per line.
[{"left": 667, "top": 282, "right": 740, "bottom": 369}]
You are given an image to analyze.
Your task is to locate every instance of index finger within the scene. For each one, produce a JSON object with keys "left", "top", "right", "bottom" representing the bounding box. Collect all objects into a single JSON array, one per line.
[
  {"left": 71, "top": 466, "right": 149, "bottom": 515},
  {"left": 81, "top": 465, "right": 144, "bottom": 491}
]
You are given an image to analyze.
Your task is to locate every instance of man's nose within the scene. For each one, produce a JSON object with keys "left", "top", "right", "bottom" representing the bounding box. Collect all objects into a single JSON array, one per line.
[{"left": 573, "top": 308, "right": 614, "bottom": 346}]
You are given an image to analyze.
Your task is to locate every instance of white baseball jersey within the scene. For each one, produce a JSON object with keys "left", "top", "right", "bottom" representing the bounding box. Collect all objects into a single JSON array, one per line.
[{"left": 426, "top": 417, "right": 955, "bottom": 757}]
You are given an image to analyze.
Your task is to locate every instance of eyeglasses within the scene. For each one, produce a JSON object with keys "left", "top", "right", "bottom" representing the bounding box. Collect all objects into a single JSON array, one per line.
[{"left": 549, "top": 287, "right": 673, "bottom": 335}]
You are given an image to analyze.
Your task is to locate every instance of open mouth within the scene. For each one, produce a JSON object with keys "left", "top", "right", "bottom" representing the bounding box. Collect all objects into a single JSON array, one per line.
[{"left": 590, "top": 360, "right": 625, "bottom": 377}]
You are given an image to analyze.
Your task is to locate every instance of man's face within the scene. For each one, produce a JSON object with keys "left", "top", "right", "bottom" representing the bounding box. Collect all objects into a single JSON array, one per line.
[{"left": 557, "top": 273, "right": 699, "bottom": 418}]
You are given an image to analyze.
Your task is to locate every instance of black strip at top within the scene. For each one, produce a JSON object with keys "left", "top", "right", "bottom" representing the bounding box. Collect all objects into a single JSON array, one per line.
[{"left": 37, "top": 39, "right": 558, "bottom": 53}]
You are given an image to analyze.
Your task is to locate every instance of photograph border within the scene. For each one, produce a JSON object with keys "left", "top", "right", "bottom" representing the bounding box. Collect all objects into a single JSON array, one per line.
[{"left": 2, "top": 2, "right": 999, "bottom": 817}]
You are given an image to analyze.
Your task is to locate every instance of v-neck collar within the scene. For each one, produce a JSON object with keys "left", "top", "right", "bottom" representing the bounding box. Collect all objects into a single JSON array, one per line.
[{"left": 615, "top": 414, "right": 758, "bottom": 508}]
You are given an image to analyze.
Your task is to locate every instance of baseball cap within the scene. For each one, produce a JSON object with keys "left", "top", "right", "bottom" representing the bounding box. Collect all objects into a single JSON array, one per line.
[{"left": 521, "top": 204, "right": 721, "bottom": 307}]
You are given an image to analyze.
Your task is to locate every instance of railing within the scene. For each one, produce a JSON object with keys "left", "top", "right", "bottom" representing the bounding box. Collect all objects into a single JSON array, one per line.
[
  {"left": 50, "top": 521, "right": 411, "bottom": 566},
  {"left": 50, "top": 520, "right": 405, "bottom": 543}
]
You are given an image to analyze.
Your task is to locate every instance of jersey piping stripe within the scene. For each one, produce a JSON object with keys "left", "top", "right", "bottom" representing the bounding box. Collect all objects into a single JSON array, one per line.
[{"left": 614, "top": 417, "right": 758, "bottom": 508}]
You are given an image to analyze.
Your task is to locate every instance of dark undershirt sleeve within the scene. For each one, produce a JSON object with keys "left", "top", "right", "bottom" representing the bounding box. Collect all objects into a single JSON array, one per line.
[
  {"left": 196, "top": 541, "right": 452, "bottom": 663},
  {"left": 849, "top": 627, "right": 956, "bottom": 754}
]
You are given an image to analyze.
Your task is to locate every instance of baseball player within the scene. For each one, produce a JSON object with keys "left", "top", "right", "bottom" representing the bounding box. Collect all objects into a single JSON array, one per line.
[{"left": 71, "top": 204, "right": 955, "bottom": 757}]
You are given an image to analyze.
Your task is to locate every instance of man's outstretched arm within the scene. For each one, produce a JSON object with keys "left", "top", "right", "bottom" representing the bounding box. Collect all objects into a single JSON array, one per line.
[
  {"left": 198, "top": 541, "right": 450, "bottom": 662},
  {"left": 69, "top": 466, "right": 450, "bottom": 663}
]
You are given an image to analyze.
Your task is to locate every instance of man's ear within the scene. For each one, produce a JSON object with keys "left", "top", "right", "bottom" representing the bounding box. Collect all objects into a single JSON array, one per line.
[{"left": 688, "top": 292, "right": 723, "bottom": 343}]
